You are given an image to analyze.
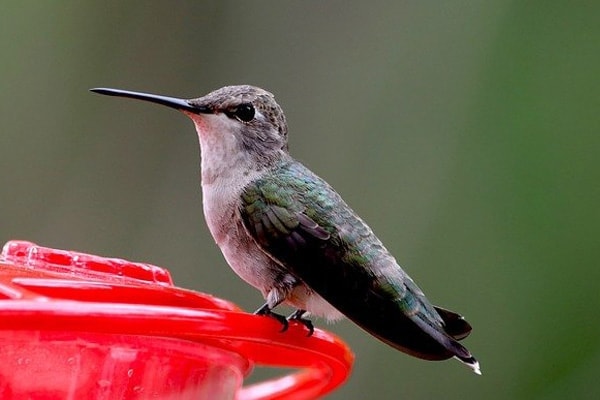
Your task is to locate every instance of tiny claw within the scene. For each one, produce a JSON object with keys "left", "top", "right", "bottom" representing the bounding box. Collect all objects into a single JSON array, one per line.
[
  {"left": 254, "top": 303, "right": 289, "bottom": 332},
  {"left": 298, "top": 318, "right": 314, "bottom": 336},
  {"left": 287, "top": 309, "right": 315, "bottom": 336},
  {"left": 276, "top": 314, "right": 289, "bottom": 332}
]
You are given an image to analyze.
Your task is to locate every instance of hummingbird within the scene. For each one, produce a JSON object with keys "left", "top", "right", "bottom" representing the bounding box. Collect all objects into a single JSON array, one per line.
[{"left": 91, "top": 85, "right": 480, "bottom": 374}]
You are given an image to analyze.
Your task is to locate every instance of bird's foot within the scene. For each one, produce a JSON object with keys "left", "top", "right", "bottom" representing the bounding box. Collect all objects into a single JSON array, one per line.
[
  {"left": 254, "top": 303, "right": 289, "bottom": 332},
  {"left": 287, "top": 309, "right": 314, "bottom": 336}
]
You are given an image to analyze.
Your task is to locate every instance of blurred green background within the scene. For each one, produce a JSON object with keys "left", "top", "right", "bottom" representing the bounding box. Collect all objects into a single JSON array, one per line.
[{"left": 1, "top": 1, "right": 598, "bottom": 399}]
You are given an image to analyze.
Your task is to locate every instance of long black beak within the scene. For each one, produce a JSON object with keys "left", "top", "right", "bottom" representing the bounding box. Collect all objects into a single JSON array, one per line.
[{"left": 90, "top": 88, "right": 210, "bottom": 114}]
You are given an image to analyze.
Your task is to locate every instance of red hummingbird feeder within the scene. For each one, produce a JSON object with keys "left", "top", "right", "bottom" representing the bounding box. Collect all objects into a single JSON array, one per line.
[{"left": 0, "top": 240, "right": 353, "bottom": 399}]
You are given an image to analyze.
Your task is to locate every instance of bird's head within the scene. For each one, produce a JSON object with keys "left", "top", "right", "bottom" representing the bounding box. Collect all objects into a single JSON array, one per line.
[{"left": 91, "top": 85, "right": 289, "bottom": 168}]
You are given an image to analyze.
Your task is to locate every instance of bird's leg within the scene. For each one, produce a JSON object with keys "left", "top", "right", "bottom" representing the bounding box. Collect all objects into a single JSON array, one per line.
[
  {"left": 254, "top": 287, "right": 290, "bottom": 332},
  {"left": 287, "top": 309, "right": 314, "bottom": 336}
]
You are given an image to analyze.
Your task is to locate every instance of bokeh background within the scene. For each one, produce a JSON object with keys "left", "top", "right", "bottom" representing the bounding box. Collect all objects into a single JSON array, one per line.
[{"left": 1, "top": 1, "right": 598, "bottom": 399}]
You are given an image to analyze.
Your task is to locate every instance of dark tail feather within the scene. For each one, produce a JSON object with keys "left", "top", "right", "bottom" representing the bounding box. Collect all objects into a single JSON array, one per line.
[
  {"left": 434, "top": 306, "right": 472, "bottom": 340},
  {"left": 408, "top": 307, "right": 481, "bottom": 375},
  {"left": 435, "top": 308, "right": 481, "bottom": 374}
]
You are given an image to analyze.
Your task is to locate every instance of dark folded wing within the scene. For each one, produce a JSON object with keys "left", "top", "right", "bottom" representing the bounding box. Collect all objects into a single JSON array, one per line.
[{"left": 240, "top": 161, "right": 473, "bottom": 361}]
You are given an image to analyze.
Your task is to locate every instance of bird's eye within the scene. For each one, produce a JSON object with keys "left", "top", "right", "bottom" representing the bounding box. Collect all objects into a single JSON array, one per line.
[{"left": 233, "top": 103, "right": 255, "bottom": 122}]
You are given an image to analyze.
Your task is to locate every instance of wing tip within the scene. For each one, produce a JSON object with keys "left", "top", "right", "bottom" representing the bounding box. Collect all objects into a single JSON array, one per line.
[{"left": 455, "top": 356, "right": 482, "bottom": 375}]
